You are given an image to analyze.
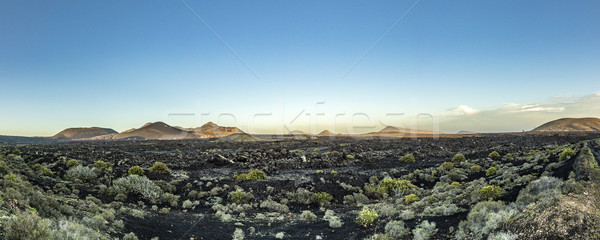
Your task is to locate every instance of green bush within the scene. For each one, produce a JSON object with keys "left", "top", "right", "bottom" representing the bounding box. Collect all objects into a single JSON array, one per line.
[
  {"left": 66, "top": 165, "right": 97, "bottom": 181},
  {"left": 504, "top": 153, "right": 514, "bottom": 159},
  {"left": 452, "top": 153, "right": 466, "bottom": 162},
  {"left": 149, "top": 162, "right": 170, "bottom": 174},
  {"left": 93, "top": 160, "right": 113, "bottom": 170},
  {"left": 66, "top": 159, "right": 80, "bottom": 169},
  {"left": 346, "top": 154, "right": 355, "bottom": 159},
  {"left": 312, "top": 192, "right": 333, "bottom": 206},
  {"left": 488, "top": 151, "right": 501, "bottom": 159},
  {"left": 441, "top": 161, "right": 454, "bottom": 170},
  {"left": 236, "top": 169, "right": 267, "bottom": 182},
  {"left": 456, "top": 201, "right": 516, "bottom": 240},
  {"left": 128, "top": 166, "right": 144, "bottom": 176},
  {"left": 32, "top": 164, "right": 54, "bottom": 176},
  {"left": 413, "top": 220, "right": 437, "bottom": 240},
  {"left": 470, "top": 165, "right": 482, "bottom": 173},
  {"left": 399, "top": 154, "right": 416, "bottom": 163},
  {"left": 486, "top": 167, "right": 497, "bottom": 176},
  {"left": 2, "top": 211, "right": 52, "bottom": 240},
  {"left": 0, "top": 160, "right": 8, "bottom": 175},
  {"left": 316, "top": 170, "right": 324, "bottom": 174},
  {"left": 478, "top": 185, "right": 504, "bottom": 200},
  {"left": 559, "top": 147, "right": 576, "bottom": 161},
  {"left": 160, "top": 193, "right": 179, "bottom": 207},
  {"left": 365, "top": 178, "right": 416, "bottom": 198},
  {"left": 298, "top": 210, "right": 318, "bottom": 222},
  {"left": 229, "top": 189, "right": 254, "bottom": 204},
  {"left": 113, "top": 175, "right": 161, "bottom": 201},
  {"left": 356, "top": 208, "right": 379, "bottom": 227},
  {"left": 404, "top": 193, "right": 419, "bottom": 204},
  {"left": 385, "top": 220, "right": 409, "bottom": 239}
]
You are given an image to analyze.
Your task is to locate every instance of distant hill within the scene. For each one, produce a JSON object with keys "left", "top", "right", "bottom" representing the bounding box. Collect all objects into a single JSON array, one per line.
[
  {"left": 289, "top": 130, "right": 307, "bottom": 135},
  {"left": 194, "top": 122, "right": 242, "bottom": 138},
  {"left": 532, "top": 118, "right": 600, "bottom": 132},
  {"left": 366, "top": 126, "right": 444, "bottom": 136},
  {"left": 113, "top": 122, "right": 193, "bottom": 140},
  {"left": 217, "top": 133, "right": 260, "bottom": 142},
  {"left": 317, "top": 130, "right": 336, "bottom": 136},
  {"left": 457, "top": 130, "right": 479, "bottom": 135},
  {"left": 53, "top": 127, "right": 117, "bottom": 139}
]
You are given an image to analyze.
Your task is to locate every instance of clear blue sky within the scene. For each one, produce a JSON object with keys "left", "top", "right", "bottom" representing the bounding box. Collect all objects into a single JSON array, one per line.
[{"left": 1, "top": 0, "right": 599, "bottom": 135}]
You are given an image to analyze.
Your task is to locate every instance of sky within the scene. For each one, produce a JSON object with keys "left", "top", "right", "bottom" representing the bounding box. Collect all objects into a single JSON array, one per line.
[{"left": 1, "top": 0, "right": 599, "bottom": 136}]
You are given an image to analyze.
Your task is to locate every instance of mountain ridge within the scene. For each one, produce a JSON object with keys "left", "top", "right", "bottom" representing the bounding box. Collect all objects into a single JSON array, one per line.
[{"left": 532, "top": 118, "right": 600, "bottom": 132}]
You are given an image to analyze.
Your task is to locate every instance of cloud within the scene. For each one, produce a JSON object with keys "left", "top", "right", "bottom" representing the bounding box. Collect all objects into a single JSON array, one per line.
[
  {"left": 439, "top": 92, "right": 600, "bottom": 133},
  {"left": 502, "top": 103, "right": 565, "bottom": 113},
  {"left": 450, "top": 105, "right": 480, "bottom": 115}
]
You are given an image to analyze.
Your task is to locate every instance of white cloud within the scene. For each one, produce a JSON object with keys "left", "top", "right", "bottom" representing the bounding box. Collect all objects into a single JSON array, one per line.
[
  {"left": 450, "top": 105, "right": 479, "bottom": 115},
  {"left": 438, "top": 92, "right": 600, "bottom": 133},
  {"left": 502, "top": 103, "right": 564, "bottom": 113}
]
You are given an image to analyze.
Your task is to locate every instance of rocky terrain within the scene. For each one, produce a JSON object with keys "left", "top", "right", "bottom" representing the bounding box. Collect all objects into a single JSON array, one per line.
[{"left": 2, "top": 131, "right": 600, "bottom": 239}]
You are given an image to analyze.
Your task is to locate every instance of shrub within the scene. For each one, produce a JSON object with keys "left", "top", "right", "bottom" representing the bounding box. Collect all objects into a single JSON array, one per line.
[
  {"left": 182, "top": 199, "right": 194, "bottom": 209},
  {"left": 113, "top": 175, "right": 161, "bottom": 201},
  {"left": 128, "top": 166, "right": 144, "bottom": 176},
  {"left": 259, "top": 199, "right": 289, "bottom": 213},
  {"left": 229, "top": 189, "right": 254, "bottom": 204},
  {"left": 122, "top": 232, "right": 139, "bottom": 240},
  {"left": 114, "top": 193, "right": 127, "bottom": 202},
  {"left": 488, "top": 151, "right": 501, "bottom": 159},
  {"left": 1, "top": 211, "right": 52, "bottom": 240},
  {"left": 413, "top": 220, "right": 437, "bottom": 240},
  {"left": 404, "top": 193, "right": 419, "bottom": 204},
  {"left": 160, "top": 193, "right": 179, "bottom": 207},
  {"left": 236, "top": 169, "right": 267, "bottom": 182},
  {"left": 456, "top": 201, "right": 517, "bottom": 240},
  {"left": 232, "top": 228, "right": 245, "bottom": 240},
  {"left": 441, "top": 161, "right": 454, "bottom": 170},
  {"left": 516, "top": 176, "right": 563, "bottom": 210},
  {"left": 316, "top": 170, "right": 324, "bottom": 174},
  {"left": 486, "top": 167, "right": 497, "bottom": 176},
  {"left": 346, "top": 154, "right": 355, "bottom": 159},
  {"left": 478, "top": 185, "right": 504, "bottom": 200},
  {"left": 504, "top": 153, "right": 514, "bottom": 159},
  {"left": 488, "top": 232, "right": 518, "bottom": 240},
  {"left": 66, "top": 159, "right": 80, "bottom": 168},
  {"left": 298, "top": 210, "right": 318, "bottom": 222},
  {"left": 452, "top": 153, "right": 466, "bottom": 162},
  {"left": 559, "top": 147, "right": 576, "bottom": 161},
  {"left": 470, "top": 165, "right": 482, "bottom": 173},
  {"left": 356, "top": 208, "right": 379, "bottom": 227},
  {"left": 149, "top": 162, "right": 170, "bottom": 174},
  {"left": 313, "top": 192, "right": 333, "bottom": 206},
  {"left": 399, "top": 154, "right": 415, "bottom": 163},
  {"left": 365, "top": 178, "right": 416, "bottom": 198},
  {"left": 0, "top": 160, "right": 8, "bottom": 174},
  {"left": 422, "top": 203, "right": 461, "bottom": 216},
  {"left": 330, "top": 170, "right": 338, "bottom": 174},
  {"left": 66, "top": 165, "right": 97, "bottom": 181},
  {"left": 385, "top": 220, "right": 409, "bottom": 239},
  {"left": 32, "top": 164, "right": 54, "bottom": 176},
  {"left": 329, "top": 216, "right": 344, "bottom": 228},
  {"left": 275, "top": 232, "right": 285, "bottom": 239},
  {"left": 93, "top": 160, "right": 113, "bottom": 170}
]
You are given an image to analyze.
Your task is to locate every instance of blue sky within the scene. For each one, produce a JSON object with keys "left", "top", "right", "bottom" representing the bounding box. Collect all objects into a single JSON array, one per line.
[{"left": 1, "top": 0, "right": 599, "bottom": 136}]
